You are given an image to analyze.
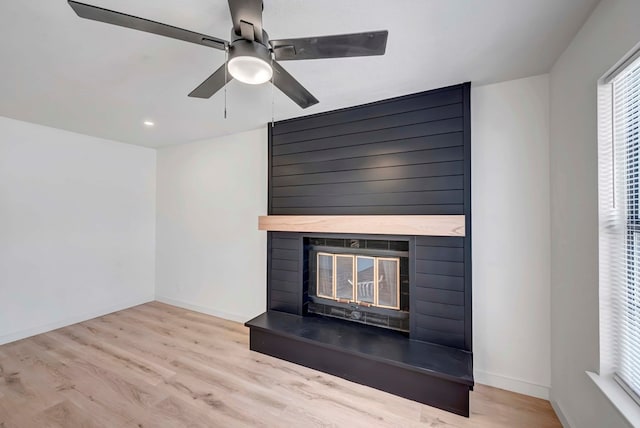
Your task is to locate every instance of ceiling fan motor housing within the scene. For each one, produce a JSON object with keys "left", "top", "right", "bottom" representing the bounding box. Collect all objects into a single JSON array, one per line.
[{"left": 229, "top": 38, "right": 272, "bottom": 63}]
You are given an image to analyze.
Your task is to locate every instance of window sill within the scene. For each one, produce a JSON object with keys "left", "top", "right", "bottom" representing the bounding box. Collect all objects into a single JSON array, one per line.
[{"left": 587, "top": 371, "right": 640, "bottom": 427}]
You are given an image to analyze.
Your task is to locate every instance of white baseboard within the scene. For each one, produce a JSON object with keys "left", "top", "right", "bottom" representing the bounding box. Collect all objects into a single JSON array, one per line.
[
  {"left": 154, "top": 295, "right": 254, "bottom": 324},
  {"left": 474, "top": 369, "right": 550, "bottom": 400},
  {"left": 0, "top": 295, "right": 155, "bottom": 346},
  {"left": 550, "top": 398, "right": 574, "bottom": 428}
]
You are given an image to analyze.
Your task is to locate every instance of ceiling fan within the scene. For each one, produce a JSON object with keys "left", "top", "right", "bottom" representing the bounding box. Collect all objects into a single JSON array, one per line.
[{"left": 67, "top": 0, "right": 389, "bottom": 109}]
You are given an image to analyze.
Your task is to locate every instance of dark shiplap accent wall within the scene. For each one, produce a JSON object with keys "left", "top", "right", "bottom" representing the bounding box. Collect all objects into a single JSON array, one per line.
[
  {"left": 268, "top": 233, "right": 302, "bottom": 315},
  {"left": 266, "top": 83, "right": 472, "bottom": 352},
  {"left": 412, "top": 236, "right": 465, "bottom": 349},
  {"left": 269, "top": 85, "right": 466, "bottom": 215}
]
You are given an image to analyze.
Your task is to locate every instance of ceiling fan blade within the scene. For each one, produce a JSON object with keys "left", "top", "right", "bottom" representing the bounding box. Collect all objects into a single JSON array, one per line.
[
  {"left": 68, "top": 1, "right": 228, "bottom": 50},
  {"left": 188, "top": 64, "right": 231, "bottom": 99},
  {"left": 271, "top": 61, "right": 318, "bottom": 109},
  {"left": 271, "top": 30, "right": 388, "bottom": 61},
  {"left": 227, "top": 0, "right": 263, "bottom": 43}
]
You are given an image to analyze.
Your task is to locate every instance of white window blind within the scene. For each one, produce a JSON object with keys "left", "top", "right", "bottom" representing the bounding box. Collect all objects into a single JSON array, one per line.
[{"left": 599, "top": 54, "right": 640, "bottom": 406}]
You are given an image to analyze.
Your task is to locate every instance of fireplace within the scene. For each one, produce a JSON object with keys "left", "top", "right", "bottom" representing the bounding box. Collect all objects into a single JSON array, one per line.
[
  {"left": 247, "top": 82, "right": 473, "bottom": 417},
  {"left": 247, "top": 228, "right": 473, "bottom": 416},
  {"left": 306, "top": 237, "right": 410, "bottom": 332}
]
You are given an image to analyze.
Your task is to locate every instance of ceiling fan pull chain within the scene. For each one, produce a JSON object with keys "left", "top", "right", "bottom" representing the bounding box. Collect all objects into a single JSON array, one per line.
[{"left": 224, "top": 46, "right": 229, "bottom": 119}]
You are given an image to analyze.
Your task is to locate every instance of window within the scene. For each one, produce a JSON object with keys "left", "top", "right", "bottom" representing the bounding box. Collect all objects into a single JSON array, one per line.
[{"left": 599, "top": 52, "right": 640, "bottom": 406}]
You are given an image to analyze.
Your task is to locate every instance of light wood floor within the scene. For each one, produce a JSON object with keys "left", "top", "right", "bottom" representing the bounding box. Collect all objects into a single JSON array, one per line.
[{"left": 0, "top": 302, "right": 561, "bottom": 427}]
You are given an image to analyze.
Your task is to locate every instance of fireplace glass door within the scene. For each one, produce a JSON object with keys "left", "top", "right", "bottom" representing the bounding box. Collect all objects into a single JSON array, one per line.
[
  {"left": 317, "top": 253, "right": 334, "bottom": 299},
  {"left": 356, "top": 256, "right": 375, "bottom": 305},
  {"left": 335, "top": 255, "right": 354, "bottom": 301},
  {"left": 377, "top": 258, "right": 400, "bottom": 309},
  {"left": 315, "top": 252, "right": 400, "bottom": 310}
]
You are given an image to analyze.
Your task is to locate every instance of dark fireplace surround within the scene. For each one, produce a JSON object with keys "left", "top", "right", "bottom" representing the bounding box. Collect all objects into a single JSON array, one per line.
[{"left": 246, "top": 83, "right": 473, "bottom": 417}]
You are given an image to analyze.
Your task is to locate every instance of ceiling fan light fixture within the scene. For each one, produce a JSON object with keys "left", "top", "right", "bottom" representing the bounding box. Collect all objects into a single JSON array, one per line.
[
  {"left": 228, "top": 55, "right": 272, "bottom": 85},
  {"left": 227, "top": 40, "right": 273, "bottom": 85}
]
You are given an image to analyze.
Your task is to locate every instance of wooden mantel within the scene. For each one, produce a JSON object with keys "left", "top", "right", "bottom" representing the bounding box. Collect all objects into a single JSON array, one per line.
[{"left": 258, "top": 215, "right": 465, "bottom": 237}]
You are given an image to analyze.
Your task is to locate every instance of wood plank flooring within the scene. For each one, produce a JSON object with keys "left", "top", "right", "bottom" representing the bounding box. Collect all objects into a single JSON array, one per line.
[{"left": 0, "top": 302, "right": 561, "bottom": 427}]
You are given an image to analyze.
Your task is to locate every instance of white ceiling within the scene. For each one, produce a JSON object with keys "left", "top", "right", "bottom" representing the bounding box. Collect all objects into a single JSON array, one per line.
[{"left": 0, "top": 0, "right": 598, "bottom": 147}]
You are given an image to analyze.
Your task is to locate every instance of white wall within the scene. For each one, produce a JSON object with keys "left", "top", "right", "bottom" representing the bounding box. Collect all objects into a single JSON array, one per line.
[
  {"left": 155, "top": 127, "right": 267, "bottom": 322},
  {"left": 549, "top": 0, "right": 640, "bottom": 426},
  {"left": 0, "top": 116, "right": 156, "bottom": 345},
  {"left": 471, "top": 74, "right": 551, "bottom": 399}
]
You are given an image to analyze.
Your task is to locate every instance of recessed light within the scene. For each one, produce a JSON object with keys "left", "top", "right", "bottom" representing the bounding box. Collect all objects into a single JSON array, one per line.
[{"left": 143, "top": 120, "right": 155, "bottom": 127}]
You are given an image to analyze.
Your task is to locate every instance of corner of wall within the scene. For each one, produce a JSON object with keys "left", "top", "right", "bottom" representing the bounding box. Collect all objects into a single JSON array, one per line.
[
  {"left": 471, "top": 74, "right": 551, "bottom": 401},
  {"left": 154, "top": 295, "right": 254, "bottom": 324},
  {"left": 0, "top": 295, "right": 154, "bottom": 346},
  {"left": 153, "top": 128, "right": 268, "bottom": 323},
  {"left": 550, "top": 396, "right": 575, "bottom": 428},
  {"left": 475, "top": 370, "right": 550, "bottom": 400}
]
